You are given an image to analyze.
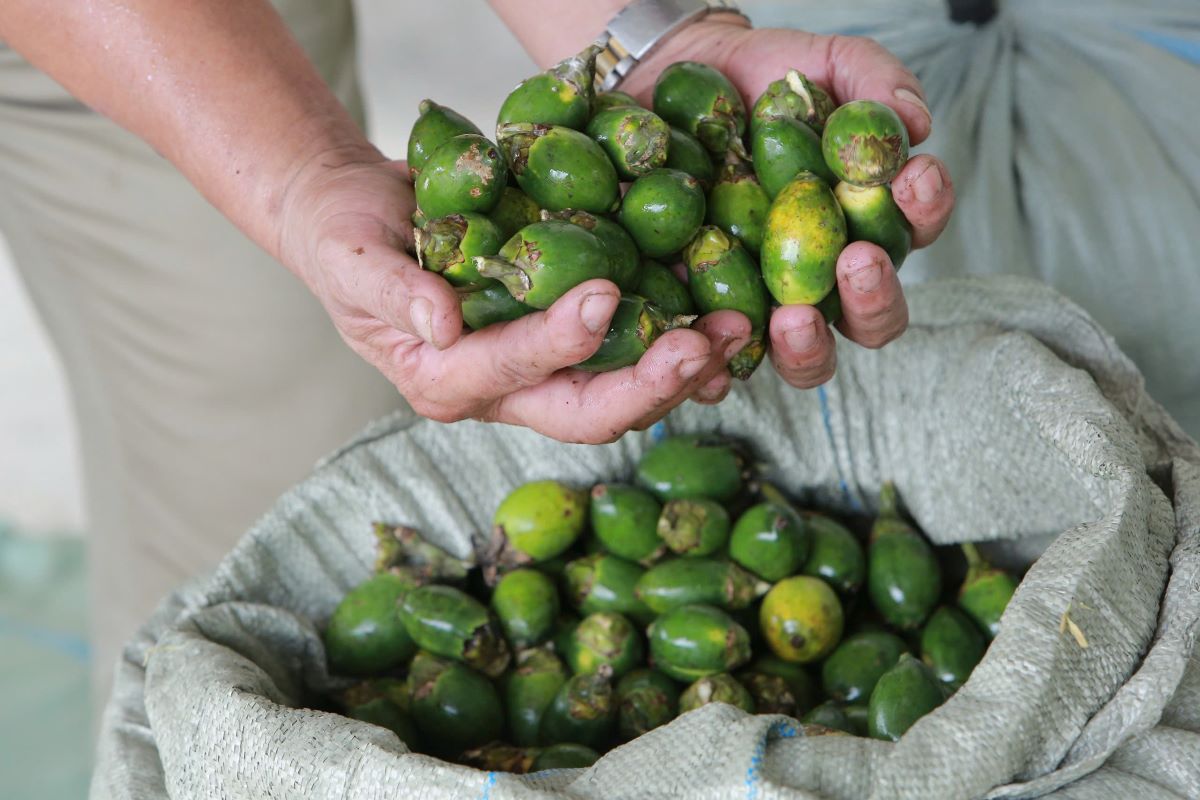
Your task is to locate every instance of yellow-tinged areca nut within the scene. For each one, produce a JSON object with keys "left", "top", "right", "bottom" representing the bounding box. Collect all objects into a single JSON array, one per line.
[
  {"left": 492, "top": 479, "right": 588, "bottom": 562},
  {"left": 760, "top": 171, "right": 847, "bottom": 306},
  {"left": 759, "top": 575, "right": 844, "bottom": 663}
]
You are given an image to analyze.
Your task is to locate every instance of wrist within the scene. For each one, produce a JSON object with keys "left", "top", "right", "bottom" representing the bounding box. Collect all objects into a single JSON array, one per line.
[
  {"left": 273, "top": 139, "right": 387, "bottom": 269},
  {"left": 186, "top": 105, "right": 383, "bottom": 266}
]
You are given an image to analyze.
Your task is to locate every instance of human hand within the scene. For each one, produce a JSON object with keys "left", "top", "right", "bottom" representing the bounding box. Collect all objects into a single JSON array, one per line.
[
  {"left": 276, "top": 150, "right": 751, "bottom": 443},
  {"left": 622, "top": 20, "right": 956, "bottom": 393}
]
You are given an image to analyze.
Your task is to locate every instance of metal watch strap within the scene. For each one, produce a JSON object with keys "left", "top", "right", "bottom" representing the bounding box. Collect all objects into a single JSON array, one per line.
[{"left": 592, "top": 0, "right": 749, "bottom": 93}]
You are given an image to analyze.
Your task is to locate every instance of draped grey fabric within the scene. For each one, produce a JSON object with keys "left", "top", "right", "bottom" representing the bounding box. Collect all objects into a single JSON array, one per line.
[{"left": 92, "top": 277, "right": 1200, "bottom": 799}]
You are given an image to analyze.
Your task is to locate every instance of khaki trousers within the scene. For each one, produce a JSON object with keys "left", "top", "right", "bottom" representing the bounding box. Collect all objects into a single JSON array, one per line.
[{"left": 0, "top": 0, "right": 408, "bottom": 713}]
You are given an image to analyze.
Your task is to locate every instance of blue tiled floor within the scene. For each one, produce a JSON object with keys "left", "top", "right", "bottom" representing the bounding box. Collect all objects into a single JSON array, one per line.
[{"left": 0, "top": 525, "right": 92, "bottom": 799}]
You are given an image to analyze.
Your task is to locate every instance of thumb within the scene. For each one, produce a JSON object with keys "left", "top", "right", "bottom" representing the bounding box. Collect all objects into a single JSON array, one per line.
[{"left": 343, "top": 242, "right": 463, "bottom": 349}]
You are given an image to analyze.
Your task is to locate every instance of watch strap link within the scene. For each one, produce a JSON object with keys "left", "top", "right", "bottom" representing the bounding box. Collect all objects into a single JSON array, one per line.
[{"left": 593, "top": 0, "right": 748, "bottom": 93}]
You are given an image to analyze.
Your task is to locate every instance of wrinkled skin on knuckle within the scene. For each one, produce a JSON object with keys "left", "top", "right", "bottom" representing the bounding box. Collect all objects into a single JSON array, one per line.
[
  {"left": 792, "top": 364, "right": 835, "bottom": 390},
  {"left": 785, "top": 335, "right": 826, "bottom": 363},
  {"left": 349, "top": 321, "right": 412, "bottom": 366},
  {"left": 373, "top": 271, "right": 410, "bottom": 312},
  {"left": 390, "top": 353, "right": 479, "bottom": 425},
  {"left": 858, "top": 322, "right": 906, "bottom": 350},
  {"left": 557, "top": 329, "right": 605, "bottom": 365},
  {"left": 895, "top": 159, "right": 954, "bottom": 240},
  {"left": 829, "top": 34, "right": 887, "bottom": 76},
  {"left": 847, "top": 301, "right": 908, "bottom": 350},
  {"left": 492, "top": 351, "right": 547, "bottom": 392},
  {"left": 857, "top": 37, "right": 895, "bottom": 69},
  {"left": 536, "top": 309, "right": 602, "bottom": 366},
  {"left": 645, "top": 377, "right": 684, "bottom": 410},
  {"left": 776, "top": 344, "right": 836, "bottom": 389},
  {"left": 821, "top": 35, "right": 857, "bottom": 78}
]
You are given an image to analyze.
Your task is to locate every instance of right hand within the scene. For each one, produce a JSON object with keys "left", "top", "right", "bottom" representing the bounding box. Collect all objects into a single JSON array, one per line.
[
  {"left": 622, "top": 23, "right": 956, "bottom": 392},
  {"left": 276, "top": 150, "right": 751, "bottom": 444}
]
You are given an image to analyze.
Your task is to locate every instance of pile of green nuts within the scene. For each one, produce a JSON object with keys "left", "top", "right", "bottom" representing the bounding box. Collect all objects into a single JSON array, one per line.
[
  {"left": 319, "top": 435, "right": 1019, "bottom": 769},
  {"left": 406, "top": 46, "right": 913, "bottom": 379}
]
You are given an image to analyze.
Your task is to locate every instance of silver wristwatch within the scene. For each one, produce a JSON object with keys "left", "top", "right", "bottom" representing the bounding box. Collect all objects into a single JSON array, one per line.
[{"left": 592, "top": 0, "right": 751, "bottom": 93}]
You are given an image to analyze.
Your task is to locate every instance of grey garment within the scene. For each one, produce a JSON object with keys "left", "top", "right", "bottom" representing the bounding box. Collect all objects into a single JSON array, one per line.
[
  {"left": 0, "top": 0, "right": 407, "bottom": 716},
  {"left": 92, "top": 276, "right": 1200, "bottom": 799},
  {"left": 743, "top": 0, "right": 1200, "bottom": 439}
]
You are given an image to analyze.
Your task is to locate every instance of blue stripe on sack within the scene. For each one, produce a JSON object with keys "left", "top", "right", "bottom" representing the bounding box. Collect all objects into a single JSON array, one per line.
[
  {"left": 744, "top": 720, "right": 800, "bottom": 798},
  {"left": 744, "top": 734, "right": 766, "bottom": 799},
  {"left": 479, "top": 771, "right": 497, "bottom": 800},
  {"left": 650, "top": 421, "right": 668, "bottom": 442},
  {"left": 0, "top": 613, "right": 90, "bottom": 664},
  {"left": 770, "top": 720, "right": 799, "bottom": 740},
  {"left": 817, "top": 386, "right": 857, "bottom": 510},
  {"left": 1134, "top": 29, "right": 1200, "bottom": 65}
]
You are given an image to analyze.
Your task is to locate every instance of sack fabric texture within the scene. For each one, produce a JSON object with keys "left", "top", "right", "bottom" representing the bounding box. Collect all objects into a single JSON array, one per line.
[
  {"left": 89, "top": 276, "right": 1200, "bottom": 799},
  {"left": 743, "top": 0, "right": 1200, "bottom": 439}
]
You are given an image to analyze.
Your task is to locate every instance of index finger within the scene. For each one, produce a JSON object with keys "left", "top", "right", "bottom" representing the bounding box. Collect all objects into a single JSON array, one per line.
[
  {"left": 482, "top": 312, "right": 751, "bottom": 444},
  {"left": 420, "top": 280, "right": 619, "bottom": 403},
  {"left": 322, "top": 238, "right": 465, "bottom": 349}
]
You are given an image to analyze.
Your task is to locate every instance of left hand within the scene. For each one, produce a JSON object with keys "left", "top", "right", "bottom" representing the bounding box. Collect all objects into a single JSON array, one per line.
[
  {"left": 275, "top": 153, "right": 751, "bottom": 444},
  {"left": 622, "top": 19, "right": 956, "bottom": 399}
]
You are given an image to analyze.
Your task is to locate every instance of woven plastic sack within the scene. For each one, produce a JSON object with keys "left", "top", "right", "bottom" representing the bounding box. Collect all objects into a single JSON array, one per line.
[
  {"left": 743, "top": 0, "right": 1200, "bottom": 438},
  {"left": 91, "top": 277, "right": 1200, "bottom": 800}
]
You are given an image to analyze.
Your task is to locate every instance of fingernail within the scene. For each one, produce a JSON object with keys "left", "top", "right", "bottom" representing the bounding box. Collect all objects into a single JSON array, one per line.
[
  {"left": 784, "top": 321, "right": 819, "bottom": 353},
  {"left": 677, "top": 355, "right": 708, "bottom": 381},
  {"left": 409, "top": 297, "right": 436, "bottom": 344},
  {"left": 914, "top": 162, "right": 944, "bottom": 204},
  {"left": 580, "top": 292, "right": 617, "bottom": 334},
  {"left": 894, "top": 87, "right": 932, "bottom": 130},
  {"left": 849, "top": 258, "right": 884, "bottom": 293}
]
